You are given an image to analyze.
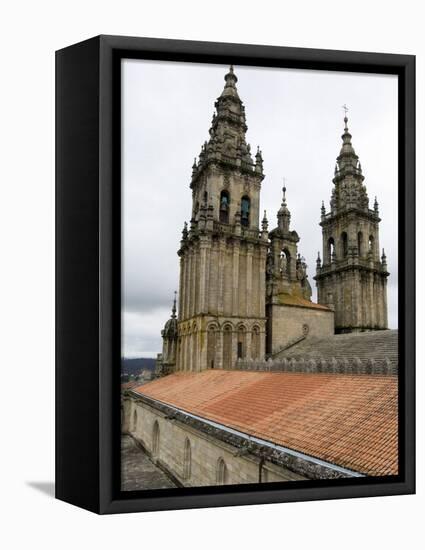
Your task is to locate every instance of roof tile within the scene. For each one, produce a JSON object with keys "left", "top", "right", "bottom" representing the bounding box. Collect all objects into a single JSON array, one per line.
[{"left": 133, "top": 370, "right": 398, "bottom": 476}]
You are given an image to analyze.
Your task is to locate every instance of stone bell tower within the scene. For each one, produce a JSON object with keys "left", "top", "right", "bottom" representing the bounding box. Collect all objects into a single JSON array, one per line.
[
  {"left": 314, "top": 113, "right": 389, "bottom": 333},
  {"left": 175, "top": 66, "right": 268, "bottom": 372},
  {"left": 266, "top": 187, "right": 334, "bottom": 355}
]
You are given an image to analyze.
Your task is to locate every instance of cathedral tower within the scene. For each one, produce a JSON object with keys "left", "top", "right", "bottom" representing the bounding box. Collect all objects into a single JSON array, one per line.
[
  {"left": 175, "top": 66, "right": 268, "bottom": 372},
  {"left": 266, "top": 187, "right": 333, "bottom": 355},
  {"left": 314, "top": 114, "right": 389, "bottom": 333}
]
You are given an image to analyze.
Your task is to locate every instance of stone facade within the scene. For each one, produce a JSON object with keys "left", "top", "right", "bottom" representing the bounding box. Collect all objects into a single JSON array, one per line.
[
  {"left": 314, "top": 115, "right": 389, "bottom": 333},
  {"left": 158, "top": 67, "right": 390, "bottom": 376}
]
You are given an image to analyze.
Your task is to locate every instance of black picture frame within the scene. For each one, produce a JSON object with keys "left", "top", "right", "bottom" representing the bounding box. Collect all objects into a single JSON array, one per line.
[{"left": 56, "top": 35, "right": 415, "bottom": 514}]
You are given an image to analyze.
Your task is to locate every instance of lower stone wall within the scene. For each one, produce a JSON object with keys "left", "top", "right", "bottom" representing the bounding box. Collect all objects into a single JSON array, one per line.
[{"left": 124, "top": 397, "right": 305, "bottom": 487}]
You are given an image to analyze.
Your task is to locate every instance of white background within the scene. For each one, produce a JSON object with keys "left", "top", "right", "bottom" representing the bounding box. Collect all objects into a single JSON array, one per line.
[{"left": 0, "top": 1, "right": 423, "bottom": 549}]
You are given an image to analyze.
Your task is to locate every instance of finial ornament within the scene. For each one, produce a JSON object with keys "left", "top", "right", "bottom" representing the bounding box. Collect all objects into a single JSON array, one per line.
[
  {"left": 171, "top": 291, "right": 177, "bottom": 318},
  {"left": 374, "top": 196, "right": 379, "bottom": 212},
  {"left": 262, "top": 210, "right": 268, "bottom": 231},
  {"left": 282, "top": 178, "right": 287, "bottom": 205},
  {"left": 342, "top": 104, "right": 349, "bottom": 131}
]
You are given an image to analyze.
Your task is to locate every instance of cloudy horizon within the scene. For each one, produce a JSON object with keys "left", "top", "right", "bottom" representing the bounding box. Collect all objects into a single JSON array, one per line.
[{"left": 122, "top": 60, "right": 398, "bottom": 358}]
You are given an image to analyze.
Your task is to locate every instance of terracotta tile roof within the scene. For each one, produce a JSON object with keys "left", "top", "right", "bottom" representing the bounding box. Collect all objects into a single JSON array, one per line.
[
  {"left": 277, "top": 293, "right": 331, "bottom": 310},
  {"left": 134, "top": 370, "right": 398, "bottom": 476}
]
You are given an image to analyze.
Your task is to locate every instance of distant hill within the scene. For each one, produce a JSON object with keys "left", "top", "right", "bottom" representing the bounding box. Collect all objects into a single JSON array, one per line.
[{"left": 122, "top": 357, "right": 156, "bottom": 376}]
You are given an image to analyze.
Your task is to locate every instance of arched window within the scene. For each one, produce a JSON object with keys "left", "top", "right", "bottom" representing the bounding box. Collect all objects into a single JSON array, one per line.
[
  {"left": 368, "top": 234, "right": 374, "bottom": 254},
  {"left": 219, "top": 190, "right": 230, "bottom": 223},
  {"left": 203, "top": 191, "right": 208, "bottom": 203},
  {"left": 223, "top": 325, "right": 233, "bottom": 369},
  {"left": 152, "top": 420, "right": 160, "bottom": 457},
  {"left": 341, "top": 232, "right": 348, "bottom": 258},
  {"left": 357, "top": 232, "right": 363, "bottom": 257},
  {"left": 216, "top": 457, "right": 228, "bottom": 485},
  {"left": 207, "top": 324, "right": 217, "bottom": 369},
  {"left": 251, "top": 326, "right": 260, "bottom": 359},
  {"left": 237, "top": 325, "right": 246, "bottom": 359},
  {"left": 183, "top": 438, "right": 192, "bottom": 480},
  {"left": 133, "top": 409, "right": 138, "bottom": 432},
  {"left": 241, "top": 196, "right": 250, "bottom": 227},
  {"left": 328, "top": 237, "right": 335, "bottom": 262}
]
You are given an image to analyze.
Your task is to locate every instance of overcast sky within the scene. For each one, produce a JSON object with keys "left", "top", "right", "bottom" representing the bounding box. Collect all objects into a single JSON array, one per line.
[{"left": 122, "top": 59, "right": 398, "bottom": 358}]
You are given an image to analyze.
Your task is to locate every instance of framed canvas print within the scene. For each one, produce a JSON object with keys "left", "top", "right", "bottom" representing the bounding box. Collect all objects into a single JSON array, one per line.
[{"left": 56, "top": 35, "right": 415, "bottom": 514}]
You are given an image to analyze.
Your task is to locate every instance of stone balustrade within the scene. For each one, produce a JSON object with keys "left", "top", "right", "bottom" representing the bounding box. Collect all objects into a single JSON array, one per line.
[{"left": 233, "top": 355, "right": 397, "bottom": 375}]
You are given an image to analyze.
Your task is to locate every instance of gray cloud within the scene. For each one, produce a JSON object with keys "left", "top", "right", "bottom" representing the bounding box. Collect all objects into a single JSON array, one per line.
[{"left": 123, "top": 60, "right": 398, "bottom": 357}]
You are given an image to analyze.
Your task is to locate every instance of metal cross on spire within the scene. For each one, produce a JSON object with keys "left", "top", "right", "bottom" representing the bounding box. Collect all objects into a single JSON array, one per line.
[
  {"left": 282, "top": 178, "right": 287, "bottom": 204},
  {"left": 342, "top": 104, "right": 349, "bottom": 116}
]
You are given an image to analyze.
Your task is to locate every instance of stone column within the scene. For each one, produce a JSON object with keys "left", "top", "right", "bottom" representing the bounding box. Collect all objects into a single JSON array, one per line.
[
  {"left": 184, "top": 251, "right": 190, "bottom": 320},
  {"left": 218, "top": 238, "right": 226, "bottom": 315},
  {"left": 260, "top": 323, "right": 266, "bottom": 360},
  {"left": 178, "top": 257, "right": 184, "bottom": 321},
  {"left": 259, "top": 246, "right": 267, "bottom": 318},
  {"left": 246, "top": 328, "right": 252, "bottom": 359},
  {"left": 231, "top": 328, "right": 238, "bottom": 368},
  {"left": 216, "top": 329, "right": 223, "bottom": 370},
  {"left": 204, "top": 239, "right": 211, "bottom": 315},
  {"left": 190, "top": 247, "right": 197, "bottom": 318},
  {"left": 369, "top": 271, "right": 375, "bottom": 327},
  {"left": 232, "top": 240, "right": 240, "bottom": 315},
  {"left": 383, "top": 278, "right": 388, "bottom": 328},
  {"left": 198, "top": 239, "right": 207, "bottom": 313},
  {"left": 246, "top": 244, "right": 254, "bottom": 317}
]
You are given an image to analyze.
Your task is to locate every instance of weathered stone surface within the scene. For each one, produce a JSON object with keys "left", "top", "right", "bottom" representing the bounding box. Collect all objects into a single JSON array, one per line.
[{"left": 121, "top": 435, "right": 177, "bottom": 491}]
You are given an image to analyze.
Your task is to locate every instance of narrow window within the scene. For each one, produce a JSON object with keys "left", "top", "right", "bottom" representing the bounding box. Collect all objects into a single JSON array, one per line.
[
  {"left": 368, "top": 234, "right": 374, "bottom": 253},
  {"left": 152, "top": 420, "right": 160, "bottom": 457},
  {"left": 237, "top": 326, "right": 246, "bottom": 359},
  {"left": 207, "top": 325, "right": 217, "bottom": 369},
  {"left": 251, "top": 327, "right": 260, "bottom": 359},
  {"left": 328, "top": 237, "right": 335, "bottom": 262},
  {"left": 341, "top": 232, "right": 348, "bottom": 258},
  {"left": 241, "top": 196, "right": 250, "bottom": 227},
  {"left": 223, "top": 325, "right": 233, "bottom": 369},
  {"left": 219, "top": 190, "right": 230, "bottom": 223},
  {"left": 216, "top": 457, "right": 228, "bottom": 485},
  {"left": 183, "top": 438, "right": 192, "bottom": 480},
  {"left": 133, "top": 409, "right": 138, "bottom": 432},
  {"left": 357, "top": 232, "right": 363, "bottom": 257}
]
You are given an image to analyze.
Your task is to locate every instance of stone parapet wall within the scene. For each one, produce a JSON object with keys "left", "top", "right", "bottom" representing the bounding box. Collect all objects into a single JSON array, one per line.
[{"left": 233, "top": 356, "right": 397, "bottom": 375}]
